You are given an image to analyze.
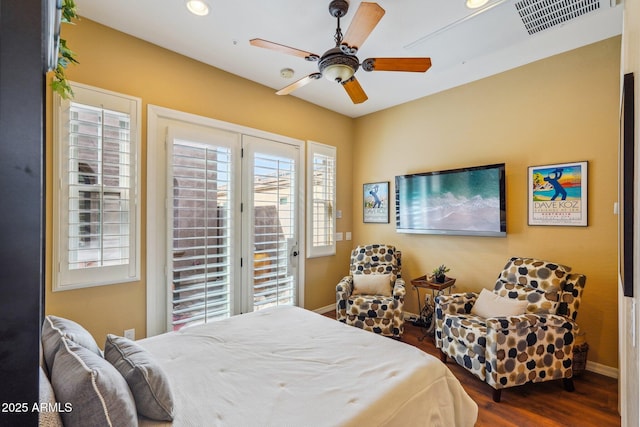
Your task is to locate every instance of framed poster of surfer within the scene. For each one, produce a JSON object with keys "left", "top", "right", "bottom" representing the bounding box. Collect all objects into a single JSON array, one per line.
[
  {"left": 528, "top": 161, "right": 588, "bottom": 226},
  {"left": 363, "top": 181, "right": 389, "bottom": 223}
]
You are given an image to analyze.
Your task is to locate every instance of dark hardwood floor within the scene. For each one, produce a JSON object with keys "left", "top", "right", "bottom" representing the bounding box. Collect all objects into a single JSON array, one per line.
[{"left": 324, "top": 312, "right": 621, "bottom": 426}]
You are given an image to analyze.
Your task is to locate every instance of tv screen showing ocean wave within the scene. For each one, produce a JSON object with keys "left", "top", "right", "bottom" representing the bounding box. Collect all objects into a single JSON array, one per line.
[{"left": 395, "top": 163, "right": 506, "bottom": 237}]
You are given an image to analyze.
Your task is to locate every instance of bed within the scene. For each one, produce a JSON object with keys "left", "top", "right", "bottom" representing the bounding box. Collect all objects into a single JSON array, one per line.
[{"left": 41, "top": 306, "right": 478, "bottom": 426}]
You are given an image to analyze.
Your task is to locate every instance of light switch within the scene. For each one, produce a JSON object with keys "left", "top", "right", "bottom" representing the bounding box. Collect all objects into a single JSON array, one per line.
[
  {"left": 345, "top": 232, "right": 352, "bottom": 241},
  {"left": 335, "top": 232, "right": 343, "bottom": 241}
]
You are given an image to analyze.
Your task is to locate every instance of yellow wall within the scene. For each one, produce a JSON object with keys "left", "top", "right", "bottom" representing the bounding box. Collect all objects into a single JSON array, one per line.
[
  {"left": 45, "top": 19, "right": 355, "bottom": 345},
  {"left": 353, "top": 36, "right": 621, "bottom": 368},
  {"left": 46, "top": 18, "right": 621, "bottom": 369}
]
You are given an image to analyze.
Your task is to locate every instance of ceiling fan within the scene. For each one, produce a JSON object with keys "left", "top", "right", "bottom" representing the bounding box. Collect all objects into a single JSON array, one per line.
[{"left": 250, "top": 0, "right": 432, "bottom": 104}]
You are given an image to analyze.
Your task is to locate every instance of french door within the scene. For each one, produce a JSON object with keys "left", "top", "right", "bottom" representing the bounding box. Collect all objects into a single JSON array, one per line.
[
  {"left": 168, "top": 126, "right": 239, "bottom": 330},
  {"left": 242, "top": 136, "right": 300, "bottom": 313},
  {"left": 156, "top": 117, "right": 302, "bottom": 332}
]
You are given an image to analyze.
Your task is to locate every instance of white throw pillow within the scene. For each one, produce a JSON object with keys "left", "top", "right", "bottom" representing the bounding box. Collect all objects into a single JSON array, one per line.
[
  {"left": 470, "top": 288, "right": 528, "bottom": 318},
  {"left": 352, "top": 274, "right": 392, "bottom": 297}
]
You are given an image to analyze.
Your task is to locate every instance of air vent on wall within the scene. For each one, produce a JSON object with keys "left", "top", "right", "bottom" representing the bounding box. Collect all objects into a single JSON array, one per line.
[{"left": 515, "top": 0, "right": 600, "bottom": 35}]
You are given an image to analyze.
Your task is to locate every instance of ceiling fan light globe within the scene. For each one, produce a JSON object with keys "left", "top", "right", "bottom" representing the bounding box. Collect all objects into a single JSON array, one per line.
[
  {"left": 318, "top": 47, "right": 359, "bottom": 83},
  {"left": 186, "top": 0, "right": 209, "bottom": 16},
  {"left": 323, "top": 64, "right": 355, "bottom": 83},
  {"left": 465, "top": 0, "right": 489, "bottom": 8}
]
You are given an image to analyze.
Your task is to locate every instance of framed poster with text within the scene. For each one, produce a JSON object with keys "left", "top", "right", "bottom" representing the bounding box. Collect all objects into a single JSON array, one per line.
[
  {"left": 363, "top": 181, "right": 389, "bottom": 223},
  {"left": 528, "top": 161, "right": 587, "bottom": 226}
]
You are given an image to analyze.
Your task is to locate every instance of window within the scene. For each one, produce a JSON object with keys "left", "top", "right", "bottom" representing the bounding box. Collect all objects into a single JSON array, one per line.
[
  {"left": 306, "top": 141, "right": 336, "bottom": 258},
  {"left": 53, "top": 82, "right": 141, "bottom": 291}
]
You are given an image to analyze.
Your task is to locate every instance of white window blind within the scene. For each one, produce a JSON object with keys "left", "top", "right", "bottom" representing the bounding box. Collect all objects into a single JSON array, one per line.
[
  {"left": 53, "top": 83, "right": 141, "bottom": 291},
  {"left": 170, "top": 138, "right": 233, "bottom": 330},
  {"left": 252, "top": 152, "right": 296, "bottom": 310},
  {"left": 306, "top": 141, "right": 336, "bottom": 258}
]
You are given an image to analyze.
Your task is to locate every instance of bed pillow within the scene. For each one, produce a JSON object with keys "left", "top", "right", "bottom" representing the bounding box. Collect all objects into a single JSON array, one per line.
[
  {"left": 470, "top": 288, "right": 529, "bottom": 318},
  {"left": 352, "top": 273, "right": 392, "bottom": 296},
  {"left": 105, "top": 334, "right": 175, "bottom": 421},
  {"left": 51, "top": 337, "right": 138, "bottom": 427},
  {"left": 42, "top": 315, "right": 102, "bottom": 374}
]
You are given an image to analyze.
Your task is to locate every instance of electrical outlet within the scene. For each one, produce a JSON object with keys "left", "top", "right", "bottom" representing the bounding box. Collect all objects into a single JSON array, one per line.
[{"left": 124, "top": 328, "right": 135, "bottom": 340}]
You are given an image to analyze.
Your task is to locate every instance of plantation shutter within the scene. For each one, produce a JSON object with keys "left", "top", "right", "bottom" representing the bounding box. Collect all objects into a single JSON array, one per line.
[
  {"left": 169, "top": 133, "right": 235, "bottom": 330},
  {"left": 68, "top": 103, "right": 131, "bottom": 268},
  {"left": 307, "top": 142, "right": 336, "bottom": 258},
  {"left": 251, "top": 150, "right": 297, "bottom": 310}
]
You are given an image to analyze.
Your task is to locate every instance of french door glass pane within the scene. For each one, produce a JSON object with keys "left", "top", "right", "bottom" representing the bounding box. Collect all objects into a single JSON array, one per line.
[
  {"left": 171, "top": 140, "right": 232, "bottom": 330},
  {"left": 252, "top": 152, "right": 296, "bottom": 311}
]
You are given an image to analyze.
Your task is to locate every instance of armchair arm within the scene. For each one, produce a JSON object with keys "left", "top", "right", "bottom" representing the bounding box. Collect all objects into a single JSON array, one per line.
[
  {"left": 336, "top": 275, "right": 353, "bottom": 299},
  {"left": 392, "top": 278, "right": 406, "bottom": 299},
  {"left": 336, "top": 276, "right": 353, "bottom": 322},
  {"left": 435, "top": 292, "right": 478, "bottom": 317},
  {"left": 434, "top": 292, "right": 478, "bottom": 349},
  {"left": 484, "top": 313, "right": 579, "bottom": 389}
]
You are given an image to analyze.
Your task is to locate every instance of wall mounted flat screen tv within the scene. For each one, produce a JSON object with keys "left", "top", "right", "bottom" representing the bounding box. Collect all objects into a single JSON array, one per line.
[{"left": 395, "top": 163, "right": 506, "bottom": 237}]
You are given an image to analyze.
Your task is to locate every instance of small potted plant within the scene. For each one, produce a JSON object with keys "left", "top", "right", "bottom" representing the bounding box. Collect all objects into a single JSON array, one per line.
[{"left": 431, "top": 264, "right": 450, "bottom": 283}]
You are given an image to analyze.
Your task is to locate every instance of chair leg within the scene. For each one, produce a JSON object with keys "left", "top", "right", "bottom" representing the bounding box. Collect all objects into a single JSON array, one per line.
[
  {"left": 563, "top": 377, "right": 575, "bottom": 392},
  {"left": 492, "top": 388, "right": 502, "bottom": 403},
  {"left": 439, "top": 349, "right": 447, "bottom": 363}
]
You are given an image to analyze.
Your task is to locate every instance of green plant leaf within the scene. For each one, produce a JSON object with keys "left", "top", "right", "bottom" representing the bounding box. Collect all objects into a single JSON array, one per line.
[
  {"left": 61, "top": 0, "right": 78, "bottom": 22},
  {"left": 50, "top": 0, "right": 78, "bottom": 99}
]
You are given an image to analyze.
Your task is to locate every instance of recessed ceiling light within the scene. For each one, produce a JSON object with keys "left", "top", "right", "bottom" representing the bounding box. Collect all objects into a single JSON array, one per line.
[
  {"left": 466, "top": 0, "right": 489, "bottom": 8},
  {"left": 186, "top": 0, "right": 209, "bottom": 16}
]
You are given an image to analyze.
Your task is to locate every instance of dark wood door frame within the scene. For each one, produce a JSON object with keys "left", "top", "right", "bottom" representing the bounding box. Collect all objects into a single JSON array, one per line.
[{"left": 0, "top": 0, "right": 45, "bottom": 425}]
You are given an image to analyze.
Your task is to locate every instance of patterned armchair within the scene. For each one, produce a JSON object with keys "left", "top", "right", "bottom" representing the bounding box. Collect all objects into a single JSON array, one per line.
[
  {"left": 435, "top": 257, "right": 587, "bottom": 402},
  {"left": 336, "top": 244, "right": 406, "bottom": 338}
]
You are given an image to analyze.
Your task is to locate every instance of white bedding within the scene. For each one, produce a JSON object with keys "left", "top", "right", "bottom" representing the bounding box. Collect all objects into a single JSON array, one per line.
[{"left": 137, "top": 306, "right": 478, "bottom": 426}]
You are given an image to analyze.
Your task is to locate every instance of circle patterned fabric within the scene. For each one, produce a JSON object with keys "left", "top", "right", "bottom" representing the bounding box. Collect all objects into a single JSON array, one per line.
[{"left": 434, "top": 256, "right": 587, "bottom": 395}]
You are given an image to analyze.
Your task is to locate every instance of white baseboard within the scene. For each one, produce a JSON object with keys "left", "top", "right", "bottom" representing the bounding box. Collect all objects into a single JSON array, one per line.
[
  {"left": 586, "top": 360, "right": 619, "bottom": 378},
  {"left": 313, "top": 304, "right": 335, "bottom": 314}
]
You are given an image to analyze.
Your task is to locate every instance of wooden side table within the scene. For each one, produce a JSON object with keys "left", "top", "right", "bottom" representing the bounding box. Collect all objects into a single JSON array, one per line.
[{"left": 410, "top": 275, "right": 456, "bottom": 340}]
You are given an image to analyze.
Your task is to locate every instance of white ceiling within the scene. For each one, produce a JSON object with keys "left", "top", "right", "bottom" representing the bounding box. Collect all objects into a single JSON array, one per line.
[{"left": 74, "top": 0, "right": 623, "bottom": 118}]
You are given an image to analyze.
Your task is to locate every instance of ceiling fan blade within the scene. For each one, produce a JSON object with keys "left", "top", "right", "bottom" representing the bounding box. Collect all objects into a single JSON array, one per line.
[
  {"left": 362, "top": 57, "right": 432, "bottom": 72},
  {"left": 250, "top": 38, "right": 319, "bottom": 61},
  {"left": 276, "top": 73, "right": 322, "bottom": 96},
  {"left": 342, "top": 77, "right": 368, "bottom": 104},
  {"left": 342, "top": 2, "right": 385, "bottom": 54}
]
